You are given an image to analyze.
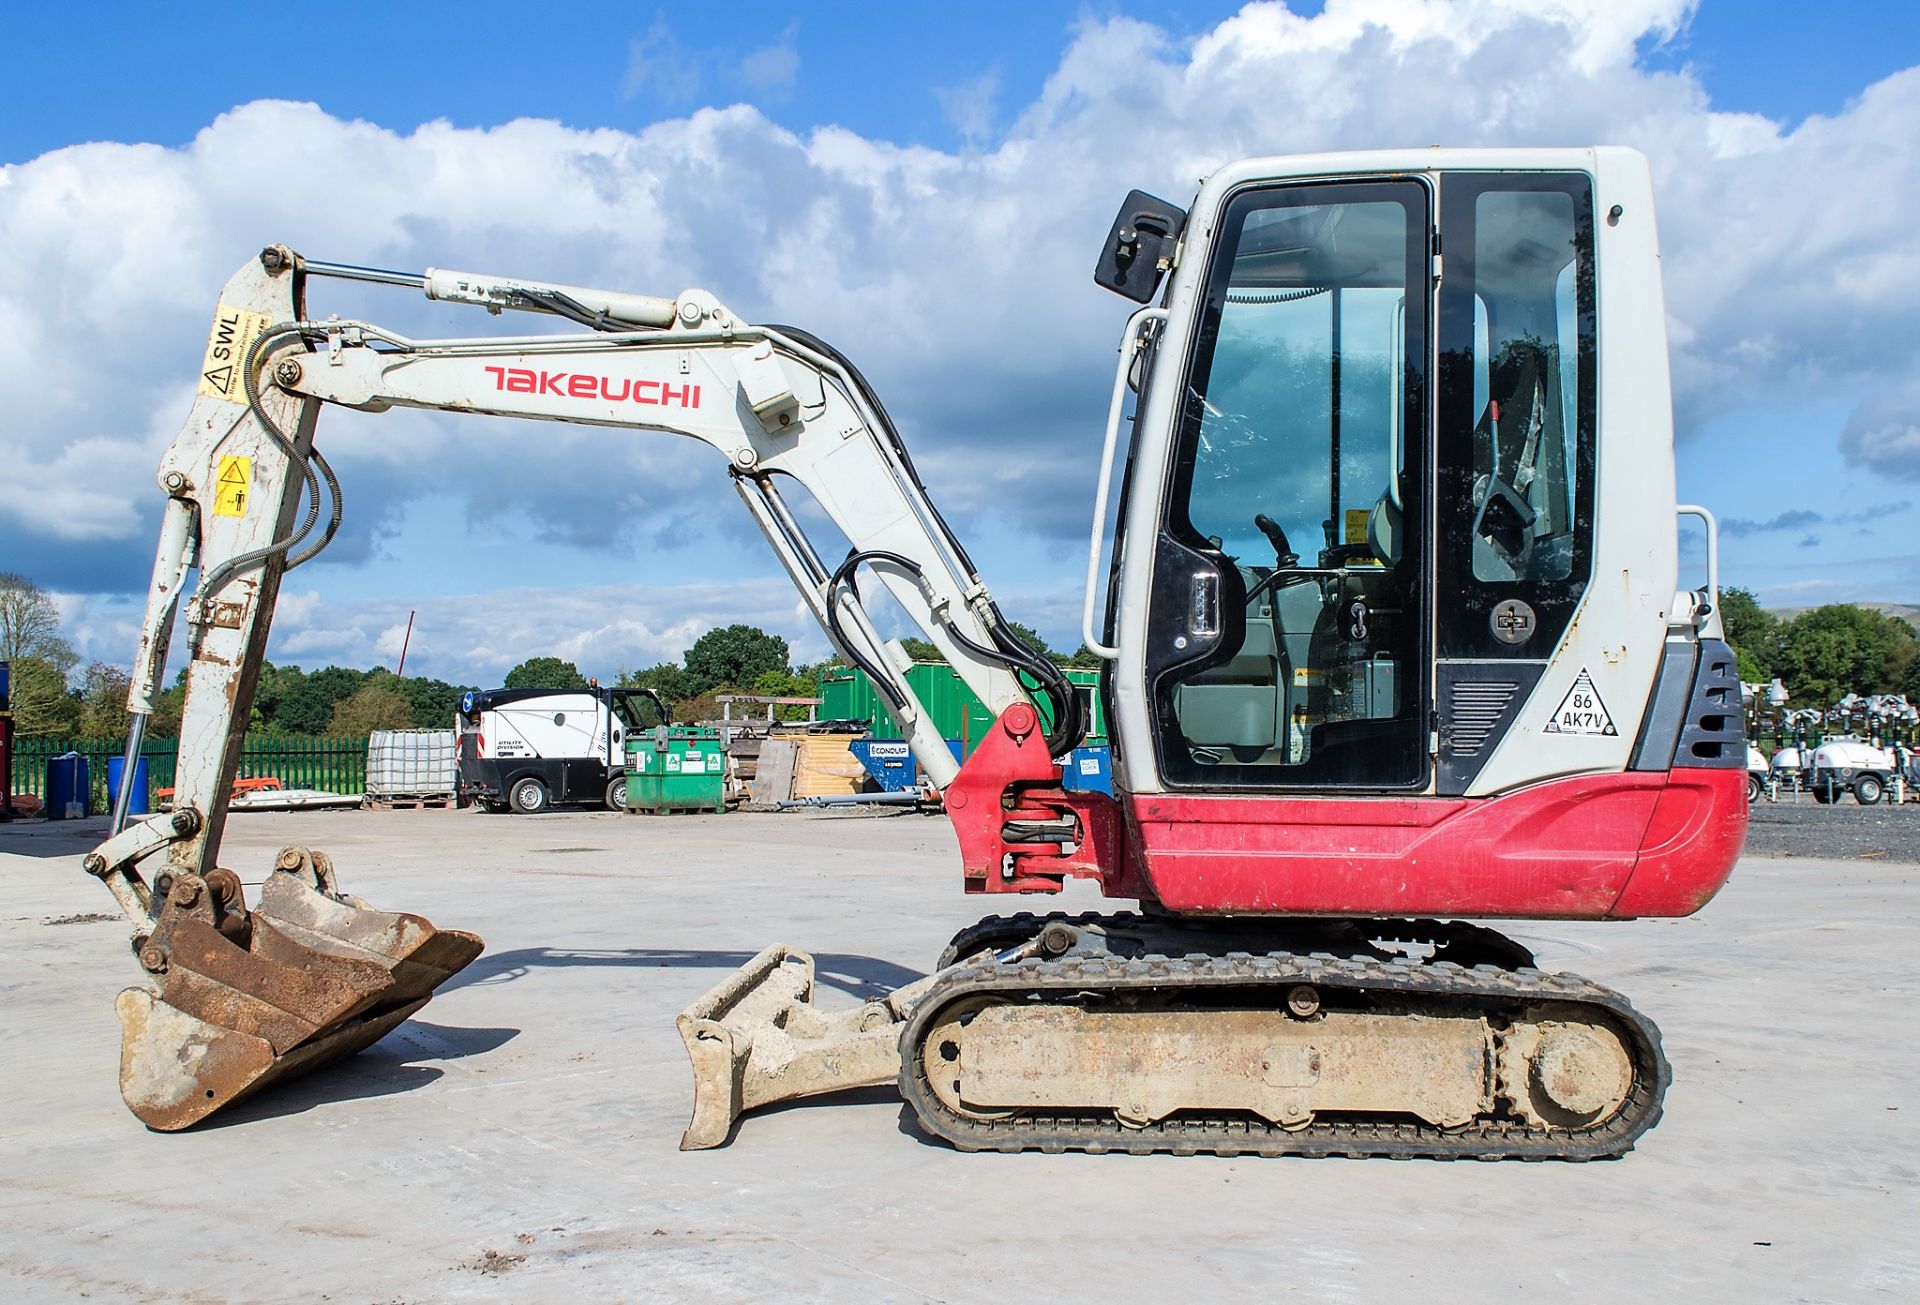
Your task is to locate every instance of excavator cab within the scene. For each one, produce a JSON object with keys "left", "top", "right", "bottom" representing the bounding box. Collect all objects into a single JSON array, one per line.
[{"left": 1116, "top": 168, "right": 1600, "bottom": 796}]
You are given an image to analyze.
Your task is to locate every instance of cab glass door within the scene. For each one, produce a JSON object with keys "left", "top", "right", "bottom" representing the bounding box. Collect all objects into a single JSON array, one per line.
[{"left": 1147, "top": 179, "right": 1431, "bottom": 789}]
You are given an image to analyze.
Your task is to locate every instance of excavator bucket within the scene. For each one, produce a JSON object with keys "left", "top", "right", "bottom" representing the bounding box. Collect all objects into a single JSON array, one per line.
[
  {"left": 677, "top": 945, "right": 924, "bottom": 1149},
  {"left": 116, "top": 855, "right": 483, "bottom": 1131}
]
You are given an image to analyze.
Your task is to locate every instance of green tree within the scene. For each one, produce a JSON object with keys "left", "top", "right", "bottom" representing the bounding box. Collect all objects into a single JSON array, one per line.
[
  {"left": 248, "top": 661, "right": 308, "bottom": 734},
  {"left": 272, "top": 665, "right": 370, "bottom": 734},
  {"left": 618, "top": 661, "right": 700, "bottom": 706},
  {"left": 1063, "top": 644, "right": 1103, "bottom": 669},
  {"left": 1775, "top": 605, "right": 1919, "bottom": 706},
  {"left": 0, "top": 571, "right": 78, "bottom": 677},
  {"left": 390, "top": 674, "right": 470, "bottom": 729},
  {"left": 77, "top": 662, "right": 133, "bottom": 740},
  {"left": 328, "top": 682, "right": 416, "bottom": 736},
  {"left": 503, "top": 656, "right": 588, "bottom": 690},
  {"left": 148, "top": 682, "right": 186, "bottom": 737},
  {"left": 9, "top": 655, "right": 79, "bottom": 736},
  {"left": 898, "top": 636, "right": 943, "bottom": 663},
  {"left": 1718, "top": 586, "right": 1779, "bottom": 681},
  {"left": 752, "top": 668, "right": 816, "bottom": 722},
  {"left": 684, "top": 625, "right": 789, "bottom": 693}
]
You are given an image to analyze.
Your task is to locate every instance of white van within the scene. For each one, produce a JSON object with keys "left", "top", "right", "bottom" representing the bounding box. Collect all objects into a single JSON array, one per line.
[{"left": 456, "top": 686, "right": 668, "bottom": 813}]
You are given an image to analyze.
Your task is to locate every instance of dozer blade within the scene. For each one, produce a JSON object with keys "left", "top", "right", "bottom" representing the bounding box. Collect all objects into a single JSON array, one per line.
[
  {"left": 677, "top": 944, "right": 927, "bottom": 1150},
  {"left": 118, "top": 868, "right": 483, "bottom": 1131}
]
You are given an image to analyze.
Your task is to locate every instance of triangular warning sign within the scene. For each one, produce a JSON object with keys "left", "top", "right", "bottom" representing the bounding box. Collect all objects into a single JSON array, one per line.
[
  {"left": 219, "top": 459, "right": 248, "bottom": 484},
  {"left": 203, "top": 364, "right": 233, "bottom": 394},
  {"left": 1543, "top": 668, "right": 1616, "bottom": 736}
]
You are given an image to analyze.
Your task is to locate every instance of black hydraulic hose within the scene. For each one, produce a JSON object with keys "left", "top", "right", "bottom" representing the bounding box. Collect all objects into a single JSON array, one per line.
[
  {"left": 825, "top": 549, "right": 920, "bottom": 716},
  {"left": 984, "top": 608, "right": 1086, "bottom": 758},
  {"left": 826, "top": 548, "right": 1083, "bottom": 759},
  {"left": 762, "top": 323, "right": 987, "bottom": 581},
  {"left": 193, "top": 324, "right": 324, "bottom": 606},
  {"left": 768, "top": 322, "right": 1087, "bottom": 757},
  {"left": 512, "top": 287, "right": 625, "bottom": 332},
  {"left": 287, "top": 443, "right": 343, "bottom": 569}
]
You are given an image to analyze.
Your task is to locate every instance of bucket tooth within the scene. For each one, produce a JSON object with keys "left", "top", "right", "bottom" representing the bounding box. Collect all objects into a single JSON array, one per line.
[
  {"left": 677, "top": 944, "right": 917, "bottom": 1150},
  {"left": 116, "top": 867, "right": 482, "bottom": 1131}
]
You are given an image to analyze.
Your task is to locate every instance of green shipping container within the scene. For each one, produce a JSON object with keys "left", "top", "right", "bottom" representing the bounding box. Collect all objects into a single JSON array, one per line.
[
  {"left": 816, "top": 663, "right": 1106, "bottom": 754},
  {"left": 625, "top": 726, "right": 727, "bottom": 814}
]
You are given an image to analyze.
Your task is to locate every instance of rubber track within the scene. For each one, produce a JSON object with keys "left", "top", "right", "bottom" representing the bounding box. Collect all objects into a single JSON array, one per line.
[
  {"left": 899, "top": 946, "right": 1669, "bottom": 1160},
  {"left": 937, "top": 910, "right": 1143, "bottom": 969}
]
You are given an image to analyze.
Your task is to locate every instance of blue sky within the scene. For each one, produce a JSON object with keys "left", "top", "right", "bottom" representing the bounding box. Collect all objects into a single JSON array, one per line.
[{"left": 4, "top": 1, "right": 1918, "bottom": 684}]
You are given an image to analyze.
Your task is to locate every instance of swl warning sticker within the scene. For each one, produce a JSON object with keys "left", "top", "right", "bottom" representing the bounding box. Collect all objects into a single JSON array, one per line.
[
  {"left": 213, "top": 455, "right": 252, "bottom": 517},
  {"left": 197, "top": 305, "right": 273, "bottom": 403},
  {"left": 1543, "top": 668, "right": 1616, "bottom": 736}
]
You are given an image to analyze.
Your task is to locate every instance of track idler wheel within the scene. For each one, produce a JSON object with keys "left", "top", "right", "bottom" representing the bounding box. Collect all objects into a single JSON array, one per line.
[{"left": 116, "top": 849, "right": 483, "bottom": 1130}]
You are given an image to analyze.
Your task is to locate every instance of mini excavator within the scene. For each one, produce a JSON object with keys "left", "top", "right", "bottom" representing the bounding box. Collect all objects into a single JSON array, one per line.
[{"left": 87, "top": 147, "right": 1745, "bottom": 1155}]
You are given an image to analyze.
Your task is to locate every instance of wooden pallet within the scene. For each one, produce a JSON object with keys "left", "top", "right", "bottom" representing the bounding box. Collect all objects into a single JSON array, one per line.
[{"left": 369, "top": 792, "right": 456, "bottom": 810}]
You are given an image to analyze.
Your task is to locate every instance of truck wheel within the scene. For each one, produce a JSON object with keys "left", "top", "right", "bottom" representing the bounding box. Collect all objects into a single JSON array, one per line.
[
  {"left": 1855, "top": 774, "right": 1885, "bottom": 806},
  {"left": 605, "top": 775, "right": 629, "bottom": 812},
  {"left": 1746, "top": 773, "right": 1764, "bottom": 803},
  {"left": 509, "top": 777, "right": 550, "bottom": 814}
]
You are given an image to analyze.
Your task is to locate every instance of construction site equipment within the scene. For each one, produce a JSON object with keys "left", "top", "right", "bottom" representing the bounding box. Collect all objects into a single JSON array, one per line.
[
  {"left": 90, "top": 148, "right": 1745, "bottom": 1155},
  {"left": 366, "top": 729, "right": 457, "bottom": 803},
  {"left": 1808, "top": 737, "right": 1902, "bottom": 805},
  {"left": 455, "top": 685, "right": 666, "bottom": 812},
  {"left": 625, "top": 726, "right": 728, "bottom": 813}
]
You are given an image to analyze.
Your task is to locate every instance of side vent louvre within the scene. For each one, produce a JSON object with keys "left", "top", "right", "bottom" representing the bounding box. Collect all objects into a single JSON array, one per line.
[
  {"left": 1436, "top": 661, "right": 1545, "bottom": 796},
  {"left": 1450, "top": 682, "right": 1519, "bottom": 758},
  {"left": 1673, "top": 639, "right": 1746, "bottom": 769}
]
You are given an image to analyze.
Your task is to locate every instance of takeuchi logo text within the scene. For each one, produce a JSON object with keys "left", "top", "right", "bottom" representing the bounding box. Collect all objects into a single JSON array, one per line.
[{"left": 483, "top": 366, "right": 701, "bottom": 407}]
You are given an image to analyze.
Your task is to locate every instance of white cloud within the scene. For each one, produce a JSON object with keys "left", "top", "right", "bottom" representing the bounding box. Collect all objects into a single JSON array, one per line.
[
  {"left": 3, "top": 1, "right": 1917, "bottom": 679},
  {"left": 620, "top": 21, "right": 702, "bottom": 104},
  {"left": 739, "top": 30, "right": 801, "bottom": 91},
  {"left": 934, "top": 69, "right": 1002, "bottom": 143}
]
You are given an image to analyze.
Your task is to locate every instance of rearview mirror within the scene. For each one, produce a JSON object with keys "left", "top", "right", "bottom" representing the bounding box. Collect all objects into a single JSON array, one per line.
[{"left": 1094, "top": 189, "right": 1187, "bottom": 303}]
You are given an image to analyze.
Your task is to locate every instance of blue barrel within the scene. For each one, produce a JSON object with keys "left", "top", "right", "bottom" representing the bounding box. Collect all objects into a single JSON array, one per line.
[
  {"left": 45, "top": 752, "right": 91, "bottom": 820},
  {"left": 107, "top": 755, "right": 152, "bottom": 818}
]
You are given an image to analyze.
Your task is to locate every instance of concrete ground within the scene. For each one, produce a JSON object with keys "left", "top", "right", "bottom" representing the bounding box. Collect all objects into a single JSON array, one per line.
[{"left": 2, "top": 807, "right": 1914, "bottom": 1303}]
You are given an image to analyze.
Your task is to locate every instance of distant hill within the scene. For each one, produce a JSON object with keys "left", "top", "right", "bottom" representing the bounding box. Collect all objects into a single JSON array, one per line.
[{"left": 1764, "top": 601, "right": 1920, "bottom": 628}]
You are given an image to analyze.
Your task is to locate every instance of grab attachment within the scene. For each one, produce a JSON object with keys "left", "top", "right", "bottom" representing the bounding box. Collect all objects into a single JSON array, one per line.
[
  {"left": 677, "top": 945, "right": 931, "bottom": 1149},
  {"left": 116, "top": 847, "right": 483, "bottom": 1130}
]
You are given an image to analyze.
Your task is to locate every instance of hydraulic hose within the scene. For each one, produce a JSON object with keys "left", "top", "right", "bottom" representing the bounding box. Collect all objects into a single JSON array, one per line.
[
  {"left": 287, "top": 444, "right": 343, "bottom": 569},
  {"left": 191, "top": 324, "right": 324, "bottom": 605}
]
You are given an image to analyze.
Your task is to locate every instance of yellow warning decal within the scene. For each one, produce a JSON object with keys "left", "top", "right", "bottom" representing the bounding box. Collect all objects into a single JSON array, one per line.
[
  {"left": 197, "top": 305, "right": 274, "bottom": 403},
  {"left": 213, "top": 455, "right": 252, "bottom": 517},
  {"left": 1344, "top": 507, "right": 1370, "bottom": 544}
]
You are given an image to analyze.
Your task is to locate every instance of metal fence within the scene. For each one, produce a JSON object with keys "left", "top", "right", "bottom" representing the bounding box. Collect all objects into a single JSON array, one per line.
[{"left": 9, "top": 735, "right": 369, "bottom": 809}]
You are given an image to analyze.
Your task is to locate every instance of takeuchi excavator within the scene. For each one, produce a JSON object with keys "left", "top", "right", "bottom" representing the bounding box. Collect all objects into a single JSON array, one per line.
[{"left": 87, "top": 147, "right": 1746, "bottom": 1156}]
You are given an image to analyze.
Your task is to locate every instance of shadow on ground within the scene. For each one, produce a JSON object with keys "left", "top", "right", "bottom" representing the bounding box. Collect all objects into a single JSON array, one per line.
[
  {"left": 0, "top": 817, "right": 112, "bottom": 859},
  {"left": 192, "top": 1022, "right": 520, "bottom": 1130},
  {"left": 447, "top": 947, "right": 926, "bottom": 999}
]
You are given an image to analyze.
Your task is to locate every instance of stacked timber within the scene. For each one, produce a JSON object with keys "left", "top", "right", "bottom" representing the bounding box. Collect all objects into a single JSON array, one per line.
[{"left": 789, "top": 735, "right": 866, "bottom": 799}]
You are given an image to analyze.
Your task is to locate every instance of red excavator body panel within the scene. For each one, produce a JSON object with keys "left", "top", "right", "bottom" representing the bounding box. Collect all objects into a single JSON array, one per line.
[
  {"left": 1126, "top": 767, "right": 1745, "bottom": 919},
  {"left": 945, "top": 705, "right": 1745, "bottom": 920}
]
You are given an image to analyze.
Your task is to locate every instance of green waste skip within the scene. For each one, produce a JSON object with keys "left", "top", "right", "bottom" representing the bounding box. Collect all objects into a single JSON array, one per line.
[{"left": 625, "top": 726, "right": 727, "bottom": 814}]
